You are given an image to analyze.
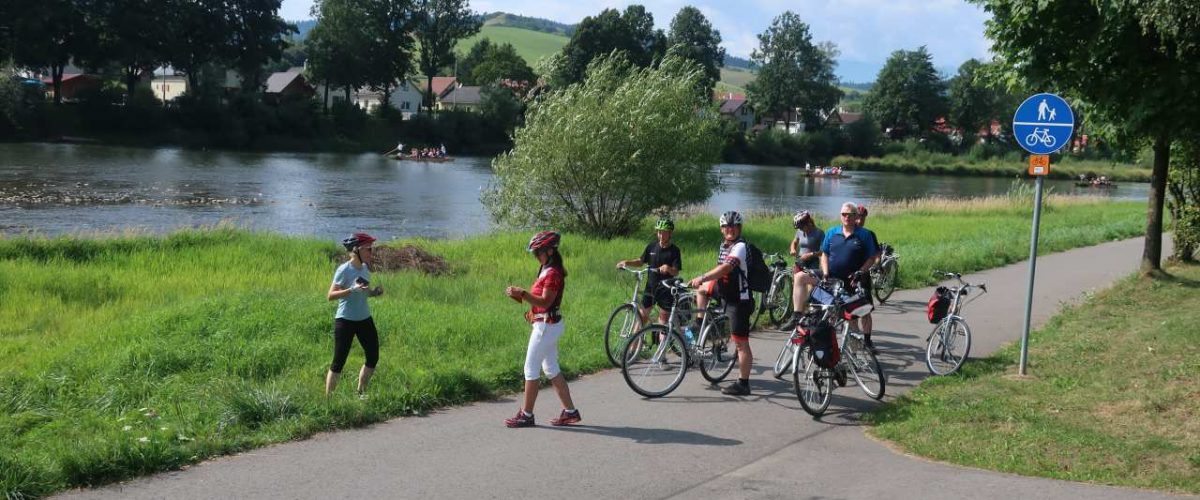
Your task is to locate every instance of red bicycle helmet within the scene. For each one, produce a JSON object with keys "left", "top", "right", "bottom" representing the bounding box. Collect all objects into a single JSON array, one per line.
[
  {"left": 527, "top": 230, "right": 561, "bottom": 252},
  {"left": 341, "top": 232, "right": 377, "bottom": 251}
]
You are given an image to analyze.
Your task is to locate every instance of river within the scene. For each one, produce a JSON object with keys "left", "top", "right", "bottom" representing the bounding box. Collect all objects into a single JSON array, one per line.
[{"left": 0, "top": 143, "right": 1148, "bottom": 240}]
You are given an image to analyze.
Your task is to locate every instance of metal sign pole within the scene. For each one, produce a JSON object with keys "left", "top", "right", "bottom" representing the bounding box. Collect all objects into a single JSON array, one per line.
[{"left": 1018, "top": 175, "right": 1044, "bottom": 375}]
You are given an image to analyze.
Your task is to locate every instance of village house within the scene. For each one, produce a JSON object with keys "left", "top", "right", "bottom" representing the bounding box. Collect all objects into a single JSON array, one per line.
[
  {"left": 438, "top": 85, "right": 483, "bottom": 111},
  {"left": 717, "top": 92, "right": 756, "bottom": 131},
  {"left": 40, "top": 73, "right": 102, "bottom": 102},
  {"left": 140, "top": 67, "right": 187, "bottom": 103},
  {"left": 264, "top": 67, "right": 314, "bottom": 102}
]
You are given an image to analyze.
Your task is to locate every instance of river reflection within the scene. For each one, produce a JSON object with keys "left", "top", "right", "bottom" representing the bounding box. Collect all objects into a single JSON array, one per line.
[{"left": 0, "top": 143, "right": 1147, "bottom": 240}]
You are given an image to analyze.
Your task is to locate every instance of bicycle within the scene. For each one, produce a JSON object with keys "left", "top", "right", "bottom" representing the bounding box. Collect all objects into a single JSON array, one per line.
[
  {"left": 604, "top": 266, "right": 653, "bottom": 367},
  {"left": 925, "top": 270, "right": 988, "bottom": 376},
  {"left": 792, "top": 275, "right": 886, "bottom": 416},
  {"left": 870, "top": 243, "right": 900, "bottom": 303},
  {"left": 1025, "top": 127, "right": 1056, "bottom": 148},
  {"left": 754, "top": 252, "right": 794, "bottom": 329},
  {"left": 619, "top": 279, "right": 737, "bottom": 398}
]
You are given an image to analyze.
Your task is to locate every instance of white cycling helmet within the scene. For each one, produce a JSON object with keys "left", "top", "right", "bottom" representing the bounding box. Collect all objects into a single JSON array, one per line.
[{"left": 719, "top": 211, "right": 743, "bottom": 227}]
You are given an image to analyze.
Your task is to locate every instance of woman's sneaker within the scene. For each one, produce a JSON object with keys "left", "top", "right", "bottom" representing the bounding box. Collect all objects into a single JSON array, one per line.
[
  {"left": 504, "top": 411, "right": 535, "bottom": 428},
  {"left": 549, "top": 408, "right": 582, "bottom": 426}
]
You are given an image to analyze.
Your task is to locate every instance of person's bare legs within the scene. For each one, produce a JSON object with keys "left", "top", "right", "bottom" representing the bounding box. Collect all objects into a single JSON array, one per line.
[
  {"left": 736, "top": 340, "right": 753, "bottom": 380},
  {"left": 793, "top": 272, "right": 817, "bottom": 316},
  {"left": 549, "top": 374, "right": 574, "bottom": 410},
  {"left": 356, "top": 366, "right": 375, "bottom": 394},
  {"left": 521, "top": 380, "right": 539, "bottom": 413},
  {"left": 325, "top": 370, "right": 339, "bottom": 396}
]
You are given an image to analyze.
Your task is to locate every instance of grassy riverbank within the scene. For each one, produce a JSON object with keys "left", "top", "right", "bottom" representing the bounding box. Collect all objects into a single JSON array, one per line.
[
  {"left": 834, "top": 154, "right": 1153, "bottom": 182},
  {"left": 0, "top": 197, "right": 1146, "bottom": 497},
  {"left": 866, "top": 262, "right": 1200, "bottom": 494}
]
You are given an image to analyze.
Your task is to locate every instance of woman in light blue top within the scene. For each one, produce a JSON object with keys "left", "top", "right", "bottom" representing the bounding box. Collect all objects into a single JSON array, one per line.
[{"left": 325, "top": 232, "right": 384, "bottom": 396}]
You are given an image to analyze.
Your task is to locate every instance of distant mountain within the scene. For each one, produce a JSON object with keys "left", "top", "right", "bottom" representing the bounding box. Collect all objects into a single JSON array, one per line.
[
  {"left": 292, "top": 19, "right": 316, "bottom": 40},
  {"left": 480, "top": 12, "right": 576, "bottom": 36},
  {"left": 724, "top": 55, "right": 755, "bottom": 71}
]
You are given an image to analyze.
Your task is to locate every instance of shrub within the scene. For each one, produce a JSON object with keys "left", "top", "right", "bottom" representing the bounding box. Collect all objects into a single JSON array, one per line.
[{"left": 483, "top": 53, "right": 722, "bottom": 237}]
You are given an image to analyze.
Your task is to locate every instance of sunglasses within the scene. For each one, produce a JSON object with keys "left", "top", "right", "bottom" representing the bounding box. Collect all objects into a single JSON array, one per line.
[{"left": 840, "top": 213, "right": 857, "bottom": 217}]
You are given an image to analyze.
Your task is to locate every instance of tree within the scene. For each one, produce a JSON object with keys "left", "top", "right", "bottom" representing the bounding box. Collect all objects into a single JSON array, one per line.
[
  {"left": 456, "top": 38, "right": 495, "bottom": 85},
  {"left": 90, "top": 0, "right": 172, "bottom": 99},
  {"left": 1168, "top": 137, "right": 1200, "bottom": 261},
  {"left": 973, "top": 0, "right": 1200, "bottom": 272},
  {"left": 162, "top": 0, "right": 228, "bottom": 95},
  {"left": 362, "top": 0, "right": 418, "bottom": 107},
  {"left": 483, "top": 54, "right": 722, "bottom": 237},
  {"left": 556, "top": 6, "right": 666, "bottom": 86},
  {"left": 666, "top": 6, "right": 726, "bottom": 101},
  {"left": 468, "top": 43, "right": 535, "bottom": 87},
  {"left": 15, "top": 0, "right": 100, "bottom": 104},
  {"left": 412, "top": 0, "right": 480, "bottom": 112},
  {"left": 745, "top": 12, "right": 841, "bottom": 129},
  {"left": 479, "top": 83, "right": 523, "bottom": 136},
  {"left": 947, "top": 59, "right": 992, "bottom": 143},
  {"left": 305, "top": 0, "right": 373, "bottom": 105},
  {"left": 225, "top": 0, "right": 294, "bottom": 92},
  {"left": 863, "top": 47, "right": 947, "bottom": 138}
]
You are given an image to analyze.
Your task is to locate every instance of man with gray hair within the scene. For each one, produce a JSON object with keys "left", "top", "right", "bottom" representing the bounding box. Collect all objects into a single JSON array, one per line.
[{"left": 820, "top": 202, "right": 878, "bottom": 335}]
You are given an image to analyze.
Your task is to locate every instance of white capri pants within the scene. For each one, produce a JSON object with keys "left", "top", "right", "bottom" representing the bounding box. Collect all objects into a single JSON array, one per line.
[{"left": 524, "top": 320, "right": 565, "bottom": 380}]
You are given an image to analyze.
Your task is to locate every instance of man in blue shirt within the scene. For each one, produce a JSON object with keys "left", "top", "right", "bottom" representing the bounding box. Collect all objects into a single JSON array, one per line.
[{"left": 821, "top": 202, "right": 878, "bottom": 346}]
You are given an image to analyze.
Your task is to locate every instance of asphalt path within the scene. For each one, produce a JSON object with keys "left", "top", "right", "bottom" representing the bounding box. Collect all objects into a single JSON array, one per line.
[{"left": 58, "top": 237, "right": 1188, "bottom": 500}]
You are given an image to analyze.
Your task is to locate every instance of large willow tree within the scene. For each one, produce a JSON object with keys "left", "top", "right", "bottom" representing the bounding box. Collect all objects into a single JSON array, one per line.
[{"left": 483, "top": 53, "right": 722, "bottom": 237}]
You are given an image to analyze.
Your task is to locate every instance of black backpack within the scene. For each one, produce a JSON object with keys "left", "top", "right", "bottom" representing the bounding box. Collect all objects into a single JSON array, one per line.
[{"left": 743, "top": 241, "right": 771, "bottom": 293}]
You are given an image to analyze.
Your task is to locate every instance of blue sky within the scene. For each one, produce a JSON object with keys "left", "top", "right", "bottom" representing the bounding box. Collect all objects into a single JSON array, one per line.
[{"left": 280, "top": 0, "right": 991, "bottom": 82}]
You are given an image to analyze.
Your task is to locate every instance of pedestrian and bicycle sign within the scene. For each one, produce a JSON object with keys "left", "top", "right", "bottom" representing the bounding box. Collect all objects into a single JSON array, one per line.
[{"left": 1012, "top": 93, "right": 1075, "bottom": 155}]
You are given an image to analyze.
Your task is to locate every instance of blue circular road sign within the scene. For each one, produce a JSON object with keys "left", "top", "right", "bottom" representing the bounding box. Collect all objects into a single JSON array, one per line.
[{"left": 1012, "top": 93, "right": 1075, "bottom": 155}]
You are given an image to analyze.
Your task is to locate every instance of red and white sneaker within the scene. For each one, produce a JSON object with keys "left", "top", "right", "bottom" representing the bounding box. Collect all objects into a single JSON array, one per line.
[
  {"left": 504, "top": 411, "right": 535, "bottom": 428},
  {"left": 549, "top": 408, "right": 582, "bottom": 426}
]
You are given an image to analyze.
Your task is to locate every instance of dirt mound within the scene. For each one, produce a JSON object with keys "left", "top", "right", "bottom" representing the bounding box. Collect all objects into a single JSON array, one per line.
[{"left": 369, "top": 245, "right": 450, "bottom": 275}]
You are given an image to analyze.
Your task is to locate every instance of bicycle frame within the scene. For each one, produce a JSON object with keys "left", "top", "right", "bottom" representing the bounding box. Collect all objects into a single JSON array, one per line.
[{"left": 643, "top": 281, "right": 722, "bottom": 365}]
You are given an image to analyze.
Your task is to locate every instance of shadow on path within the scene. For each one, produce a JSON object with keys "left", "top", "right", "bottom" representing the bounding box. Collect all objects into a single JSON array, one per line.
[{"left": 548, "top": 424, "right": 743, "bottom": 446}]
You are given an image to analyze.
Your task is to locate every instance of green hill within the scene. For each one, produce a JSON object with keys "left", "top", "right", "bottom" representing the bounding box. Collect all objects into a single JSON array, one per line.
[
  {"left": 456, "top": 26, "right": 569, "bottom": 66},
  {"left": 454, "top": 25, "right": 757, "bottom": 93}
]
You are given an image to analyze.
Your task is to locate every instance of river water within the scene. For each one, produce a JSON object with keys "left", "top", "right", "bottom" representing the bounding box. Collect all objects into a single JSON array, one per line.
[{"left": 0, "top": 143, "right": 1148, "bottom": 240}]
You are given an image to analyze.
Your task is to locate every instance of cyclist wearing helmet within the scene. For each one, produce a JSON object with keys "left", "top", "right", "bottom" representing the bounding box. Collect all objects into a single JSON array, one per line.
[
  {"left": 502, "top": 231, "right": 581, "bottom": 428},
  {"left": 856, "top": 204, "right": 883, "bottom": 352},
  {"left": 688, "top": 210, "right": 756, "bottom": 396},
  {"left": 325, "top": 232, "right": 385, "bottom": 396},
  {"left": 786, "top": 210, "right": 824, "bottom": 329},
  {"left": 616, "top": 217, "right": 683, "bottom": 326}
]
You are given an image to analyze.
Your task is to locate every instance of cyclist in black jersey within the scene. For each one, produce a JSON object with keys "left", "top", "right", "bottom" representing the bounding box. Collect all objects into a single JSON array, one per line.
[{"left": 616, "top": 217, "right": 682, "bottom": 326}]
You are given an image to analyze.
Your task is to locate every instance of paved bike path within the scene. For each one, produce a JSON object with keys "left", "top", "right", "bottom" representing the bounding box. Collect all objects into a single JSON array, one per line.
[{"left": 59, "top": 237, "right": 1186, "bottom": 500}]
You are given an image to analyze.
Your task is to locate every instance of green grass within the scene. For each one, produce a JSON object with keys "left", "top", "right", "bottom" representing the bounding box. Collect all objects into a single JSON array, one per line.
[
  {"left": 866, "top": 263, "right": 1200, "bottom": 494},
  {"left": 452, "top": 27, "right": 757, "bottom": 94},
  {"left": 457, "top": 26, "right": 569, "bottom": 66},
  {"left": 836, "top": 154, "right": 1153, "bottom": 182},
  {"left": 0, "top": 197, "right": 1147, "bottom": 497}
]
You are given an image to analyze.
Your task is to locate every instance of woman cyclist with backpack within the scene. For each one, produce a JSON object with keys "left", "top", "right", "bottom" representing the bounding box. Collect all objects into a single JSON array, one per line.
[
  {"left": 325, "top": 232, "right": 384, "bottom": 396},
  {"left": 502, "top": 231, "right": 582, "bottom": 428}
]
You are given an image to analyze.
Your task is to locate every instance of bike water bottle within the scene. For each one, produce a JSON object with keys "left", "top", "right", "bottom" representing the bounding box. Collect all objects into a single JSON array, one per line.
[{"left": 683, "top": 327, "right": 695, "bottom": 346}]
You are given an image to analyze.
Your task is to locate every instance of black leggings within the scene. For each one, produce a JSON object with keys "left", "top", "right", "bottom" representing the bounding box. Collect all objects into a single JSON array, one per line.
[{"left": 330, "top": 317, "right": 379, "bottom": 373}]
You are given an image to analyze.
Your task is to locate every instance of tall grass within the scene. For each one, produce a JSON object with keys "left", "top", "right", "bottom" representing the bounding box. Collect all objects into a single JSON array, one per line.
[
  {"left": 0, "top": 197, "right": 1146, "bottom": 497},
  {"left": 834, "top": 154, "right": 1153, "bottom": 182}
]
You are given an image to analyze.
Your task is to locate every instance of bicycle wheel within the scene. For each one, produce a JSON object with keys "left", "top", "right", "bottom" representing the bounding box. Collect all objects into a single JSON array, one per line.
[
  {"left": 766, "top": 273, "right": 794, "bottom": 327},
  {"left": 621, "top": 324, "right": 687, "bottom": 397},
  {"left": 925, "top": 317, "right": 972, "bottom": 375},
  {"left": 794, "top": 345, "right": 831, "bottom": 416},
  {"left": 873, "top": 259, "right": 898, "bottom": 304},
  {"left": 604, "top": 303, "right": 641, "bottom": 367},
  {"left": 699, "top": 318, "right": 736, "bottom": 383},
  {"left": 843, "top": 332, "right": 886, "bottom": 400},
  {"left": 772, "top": 337, "right": 797, "bottom": 379}
]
